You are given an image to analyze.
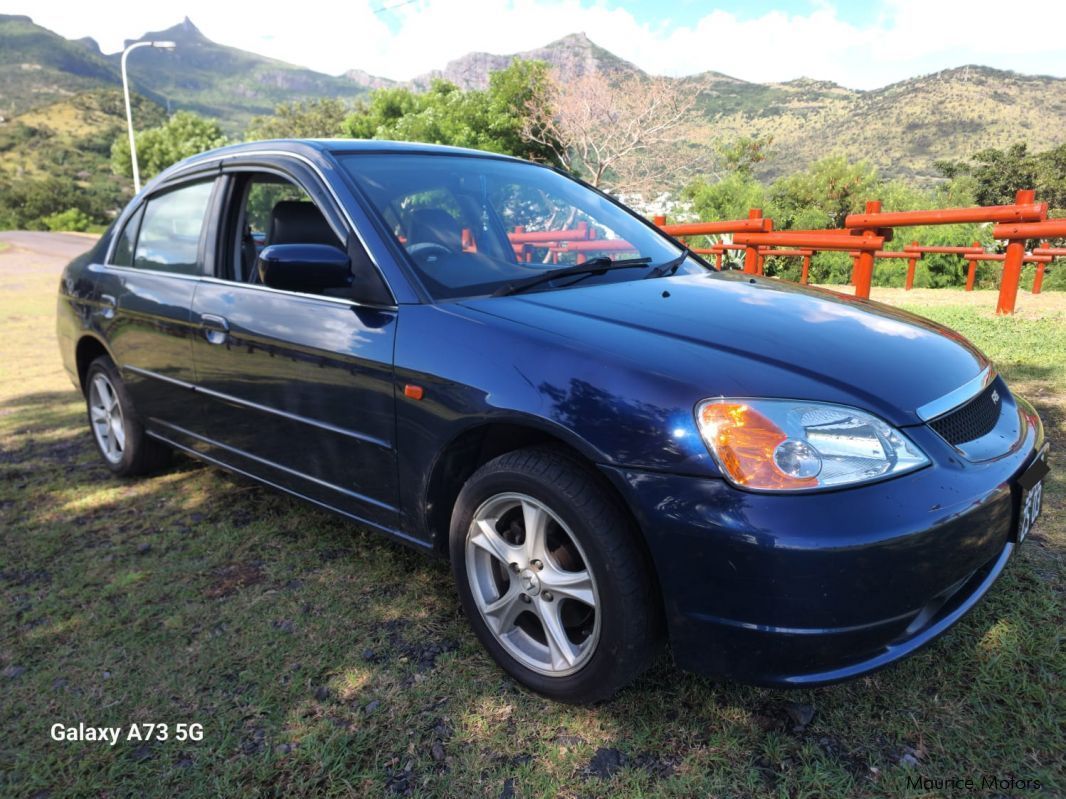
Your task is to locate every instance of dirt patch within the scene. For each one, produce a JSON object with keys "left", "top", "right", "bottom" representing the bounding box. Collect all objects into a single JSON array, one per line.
[{"left": 204, "top": 561, "right": 265, "bottom": 599}]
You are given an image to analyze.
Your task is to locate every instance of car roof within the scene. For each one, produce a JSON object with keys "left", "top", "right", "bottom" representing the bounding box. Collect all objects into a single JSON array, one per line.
[{"left": 172, "top": 138, "right": 523, "bottom": 171}]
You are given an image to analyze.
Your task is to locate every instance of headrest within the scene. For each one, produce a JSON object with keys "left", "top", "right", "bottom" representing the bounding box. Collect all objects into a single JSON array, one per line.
[
  {"left": 409, "top": 208, "right": 461, "bottom": 251},
  {"left": 268, "top": 201, "right": 340, "bottom": 247}
]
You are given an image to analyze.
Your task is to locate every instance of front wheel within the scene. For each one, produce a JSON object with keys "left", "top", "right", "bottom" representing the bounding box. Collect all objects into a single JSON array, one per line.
[{"left": 450, "top": 447, "right": 662, "bottom": 703}]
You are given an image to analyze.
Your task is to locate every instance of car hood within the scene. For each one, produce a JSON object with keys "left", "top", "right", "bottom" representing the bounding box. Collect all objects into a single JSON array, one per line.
[{"left": 456, "top": 271, "right": 989, "bottom": 426}]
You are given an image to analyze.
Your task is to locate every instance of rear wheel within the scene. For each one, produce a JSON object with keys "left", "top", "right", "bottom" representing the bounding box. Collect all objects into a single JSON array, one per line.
[
  {"left": 450, "top": 446, "right": 661, "bottom": 703},
  {"left": 85, "top": 356, "right": 170, "bottom": 476}
]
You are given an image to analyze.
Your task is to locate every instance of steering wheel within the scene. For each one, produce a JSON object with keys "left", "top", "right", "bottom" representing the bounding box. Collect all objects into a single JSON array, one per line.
[{"left": 407, "top": 242, "right": 454, "bottom": 260}]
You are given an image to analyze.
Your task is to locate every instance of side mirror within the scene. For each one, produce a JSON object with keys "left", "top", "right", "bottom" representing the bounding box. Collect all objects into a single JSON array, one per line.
[{"left": 257, "top": 243, "right": 352, "bottom": 294}]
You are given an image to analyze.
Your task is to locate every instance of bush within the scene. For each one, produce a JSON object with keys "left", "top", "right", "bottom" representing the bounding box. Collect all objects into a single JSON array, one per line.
[
  {"left": 41, "top": 208, "right": 93, "bottom": 232},
  {"left": 808, "top": 252, "right": 854, "bottom": 284}
]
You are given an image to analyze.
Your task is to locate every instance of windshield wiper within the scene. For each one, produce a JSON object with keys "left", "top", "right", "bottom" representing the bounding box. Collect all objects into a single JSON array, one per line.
[
  {"left": 643, "top": 248, "right": 695, "bottom": 280},
  {"left": 493, "top": 257, "right": 652, "bottom": 297}
]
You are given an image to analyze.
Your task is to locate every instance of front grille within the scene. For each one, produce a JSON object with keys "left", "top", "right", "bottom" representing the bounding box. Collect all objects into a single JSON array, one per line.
[{"left": 928, "top": 381, "right": 1003, "bottom": 445}]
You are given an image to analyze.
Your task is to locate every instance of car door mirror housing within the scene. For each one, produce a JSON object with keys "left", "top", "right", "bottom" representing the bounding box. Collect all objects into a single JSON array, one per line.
[{"left": 257, "top": 243, "right": 352, "bottom": 294}]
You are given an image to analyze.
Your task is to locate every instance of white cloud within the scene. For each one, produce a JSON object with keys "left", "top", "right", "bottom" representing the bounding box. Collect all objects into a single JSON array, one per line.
[{"left": 10, "top": 0, "right": 1066, "bottom": 89}]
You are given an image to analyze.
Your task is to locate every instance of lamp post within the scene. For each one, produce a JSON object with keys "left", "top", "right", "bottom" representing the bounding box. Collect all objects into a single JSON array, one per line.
[{"left": 121, "top": 40, "right": 176, "bottom": 194}]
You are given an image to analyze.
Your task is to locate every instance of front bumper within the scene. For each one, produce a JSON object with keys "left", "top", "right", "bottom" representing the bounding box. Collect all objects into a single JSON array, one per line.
[{"left": 602, "top": 395, "right": 1046, "bottom": 687}]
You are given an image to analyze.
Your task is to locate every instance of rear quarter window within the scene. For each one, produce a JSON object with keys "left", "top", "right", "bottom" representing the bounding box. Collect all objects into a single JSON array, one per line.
[{"left": 110, "top": 205, "right": 144, "bottom": 267}]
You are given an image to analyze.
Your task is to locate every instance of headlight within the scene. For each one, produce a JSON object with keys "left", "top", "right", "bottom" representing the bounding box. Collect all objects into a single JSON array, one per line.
[{"left": 695, "top": 399, "right": 929, "bottom": 491}]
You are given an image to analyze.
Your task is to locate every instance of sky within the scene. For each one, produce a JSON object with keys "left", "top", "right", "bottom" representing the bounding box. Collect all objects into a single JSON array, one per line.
[{"left": 8, "top": 0, "right": 1066, "bottom": 89}]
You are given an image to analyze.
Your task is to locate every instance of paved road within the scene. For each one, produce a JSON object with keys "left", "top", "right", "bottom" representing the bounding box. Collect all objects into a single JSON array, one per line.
[{"left": 0, "top": 231, "right": 99, "bottom": 277}]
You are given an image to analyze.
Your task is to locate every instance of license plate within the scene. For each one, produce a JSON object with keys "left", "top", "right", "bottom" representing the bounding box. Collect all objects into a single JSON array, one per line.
[{"left": 1015, "top": 446, "right": 1050, "bottom": 543}]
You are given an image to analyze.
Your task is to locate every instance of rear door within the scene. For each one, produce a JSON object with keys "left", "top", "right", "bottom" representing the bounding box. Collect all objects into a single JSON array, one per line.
[
  {"left": 94, "top": 172, "right": 220, "bottom": 429},
  {"left": 184, "top": 161, "right": 401, "bottom": 531}
]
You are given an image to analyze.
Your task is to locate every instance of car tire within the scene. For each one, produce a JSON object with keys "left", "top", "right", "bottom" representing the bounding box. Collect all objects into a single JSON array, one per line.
[
  {"left": 450, "top": 446, "right": 662, "bottom": 703},
  {"left": 84, "top": 355, "right": 170, "bottom": 477}
]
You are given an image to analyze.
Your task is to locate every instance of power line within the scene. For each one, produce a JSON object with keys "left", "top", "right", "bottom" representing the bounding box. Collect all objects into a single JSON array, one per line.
[{"left": 374, "top": 0, "right": 419, "bottom": 13}]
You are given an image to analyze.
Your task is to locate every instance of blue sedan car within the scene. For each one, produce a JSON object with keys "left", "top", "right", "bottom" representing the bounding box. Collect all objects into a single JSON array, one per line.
[{"left": 57, "top": 140, "right": 1049, "bottom": 703}]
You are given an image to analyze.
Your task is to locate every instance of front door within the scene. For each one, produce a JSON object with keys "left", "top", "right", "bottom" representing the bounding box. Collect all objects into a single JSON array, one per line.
[{"left": 184, "top": 169, "right": 400, "bottom": 530}]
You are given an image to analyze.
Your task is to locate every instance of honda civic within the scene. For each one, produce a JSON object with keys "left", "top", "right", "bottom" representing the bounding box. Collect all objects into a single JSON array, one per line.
[{"left": 56, "top": 140, "right": 1049, "bottom": 703}]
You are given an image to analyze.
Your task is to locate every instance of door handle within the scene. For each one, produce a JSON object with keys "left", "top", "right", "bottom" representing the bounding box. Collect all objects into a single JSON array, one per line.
[
  {"left": 97, "top": 294, "right": 116, "bottom": 320},
  {"left": 200, "top": 314, "right": 229, "bottom": 345}
]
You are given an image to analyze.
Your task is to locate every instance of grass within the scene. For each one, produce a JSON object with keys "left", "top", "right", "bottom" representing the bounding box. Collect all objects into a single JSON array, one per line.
[{"left": 1, "top": 251, "right": 1063, "bottom": 798}]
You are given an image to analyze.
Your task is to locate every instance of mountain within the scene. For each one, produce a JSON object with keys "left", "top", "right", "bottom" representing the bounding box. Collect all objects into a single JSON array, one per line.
[
  {"left": 686, "top": 65, "right": 1066, "bottom": 182},
  {"left": 343, "top": 69, "right": 398, "bottom": 91},
  {"left": 406, "top": 32, "right": 640, "bottom": 90},
  {"left": 0, "top": 14, "right": 119, "bottom": 118},
  {"left": 407, "top": 35, "right": 1066, "bottom": 183},
  {"left": 361, "top": 34, "right": 1066, "bottom": 182},
  {"left": 0, "top": 16, "right": 369, "bottom": 131},
  {"left": 2, "top": 15, "right": 1066, "bottom": 184},
  {"left": 101, "top": 18, "right": 369, "bottom": 128}
]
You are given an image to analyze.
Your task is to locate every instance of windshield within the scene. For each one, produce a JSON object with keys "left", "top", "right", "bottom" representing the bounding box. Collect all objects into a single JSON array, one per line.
[{"left": 337, "top": 153, "right": 701, "bottom": 300}]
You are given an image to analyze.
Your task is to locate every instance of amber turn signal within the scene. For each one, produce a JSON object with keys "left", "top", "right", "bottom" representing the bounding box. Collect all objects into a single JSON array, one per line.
[{"left": 697, "top": 402, "right": 819, "bottom": 490}]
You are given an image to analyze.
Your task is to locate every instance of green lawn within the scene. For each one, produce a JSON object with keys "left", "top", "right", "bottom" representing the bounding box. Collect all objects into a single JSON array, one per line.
[{"left": 1, "top": 268, "right": 1063, "bottom": 798}]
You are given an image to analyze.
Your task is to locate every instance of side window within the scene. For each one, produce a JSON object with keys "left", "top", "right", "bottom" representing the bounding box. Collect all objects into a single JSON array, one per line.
[
  {"left": 229, "top": 173, "right": 345, "bottom": 290},
  {"left": 110, "top": 205, "right": 144, "bottom": 267},
  {"left": 245, "top": 179, "right": 311, "bottom": 242},
  {"left": 132, "top": 181, "right": 215, "bottom": 275}
]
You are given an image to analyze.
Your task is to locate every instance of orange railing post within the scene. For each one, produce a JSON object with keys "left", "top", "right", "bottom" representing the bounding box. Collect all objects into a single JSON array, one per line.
[
  {"left": 801, "top": 252, "right": 811, "bottom": 285},
  {"left": 996, "top": 190, "right": 1036, "bottom": 314},
  {"left": 715, "top": 251, "right": 723, "bottom": 269},
  {"left": 965, "top": 241, "right": 981, "bottom": 291},
  {"left": 743, "top": 209, "right": 762, "bottom": 274},
  {"left": 1034, "top": 241, "right": 1048, "bottom": 294},
  {"left": 852, "top": 201, "right": 881, "bottom": 299},
  {"left": 905, "top": 241, "right": 919, "bottom": 290}
]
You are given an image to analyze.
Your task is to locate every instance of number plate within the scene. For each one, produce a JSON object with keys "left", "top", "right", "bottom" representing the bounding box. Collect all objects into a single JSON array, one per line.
[{"left": 1015, "top": 445, "right": 1050, "bottom": 544}]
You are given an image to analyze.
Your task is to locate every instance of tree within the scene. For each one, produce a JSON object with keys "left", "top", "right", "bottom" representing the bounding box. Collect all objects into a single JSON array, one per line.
[
  {"left": 247, "top": 98, "right": 350, "bottom": 140},
  {"left": 682, "top": 172, "right": 767, "bottom": 225},
  {"left": 935, "top": 142, "right": 1066, "bottom": 211},
  {"left": 111, "top": 111, "right": 228, "bottom": 181},
  {"left": 768, "top": 155, "right": 880, "bottom": 228},
  {"left": 716, "top": 135, "right": 774, "bottom": 178},
  {"left": 521, "top": 71, "right": 698, "bottom": 194},
  {"left": 968, "top": 143, "right": 1038, "bottom": 206},
  {"left": 479, "top": 60, "right": 561, "bottom": 162},
  {"left": 340, "top": 61, "right": 560, "bottom": 162},
  {"left": 1034, "top": 144, "right": 1066, "bottom": 215}
]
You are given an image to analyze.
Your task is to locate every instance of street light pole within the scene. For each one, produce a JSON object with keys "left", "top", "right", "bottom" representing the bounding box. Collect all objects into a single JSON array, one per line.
[{"left": 121, "top": 40, "right": 175, "bottom": 194}]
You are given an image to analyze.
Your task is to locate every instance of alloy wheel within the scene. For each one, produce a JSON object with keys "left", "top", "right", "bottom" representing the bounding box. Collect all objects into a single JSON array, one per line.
[
  {"left": 89, "top": 373, "right": 126, "bottom": 464},
  {"left": 465, "top": 492, "right": 600, "bottom": 676}
]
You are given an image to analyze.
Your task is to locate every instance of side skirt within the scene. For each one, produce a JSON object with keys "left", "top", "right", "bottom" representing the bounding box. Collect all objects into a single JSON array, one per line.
[{"left": 146, "top": 429, "right": 433, "bottom": 554}]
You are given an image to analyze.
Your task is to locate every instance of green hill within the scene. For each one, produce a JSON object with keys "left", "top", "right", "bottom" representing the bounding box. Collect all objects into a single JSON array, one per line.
[
  {"left": 2, "top": 14, "right": 1065, "bottom": 218},
  {"left": 689, "top": 66, "right": 1066, "bottom": 182},
  {"left": 0, "top": 14, "right": 119, "bottom": 118},
  {"left": 102, "top": 18, "right": 369, "bottom": 130},
  {"left": 0, "top": 89, "right": 166, "bottom": 229},
  {"left": 0, "top": 16, "right": 369, "bottom": 133}
]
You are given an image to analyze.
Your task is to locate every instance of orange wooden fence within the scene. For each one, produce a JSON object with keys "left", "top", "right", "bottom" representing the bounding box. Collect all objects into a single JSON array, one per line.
[
  {"left": 502, "top": 193, "right": 1062, "bottom": 313},
  {"left": 649, "top": 189, "right": 1064, "bottom": 314}
]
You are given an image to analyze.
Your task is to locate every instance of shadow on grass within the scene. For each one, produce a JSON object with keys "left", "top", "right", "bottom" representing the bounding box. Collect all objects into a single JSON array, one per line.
[{"left": 2, "top": 386, "right": 1063, "bottom": 796}]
